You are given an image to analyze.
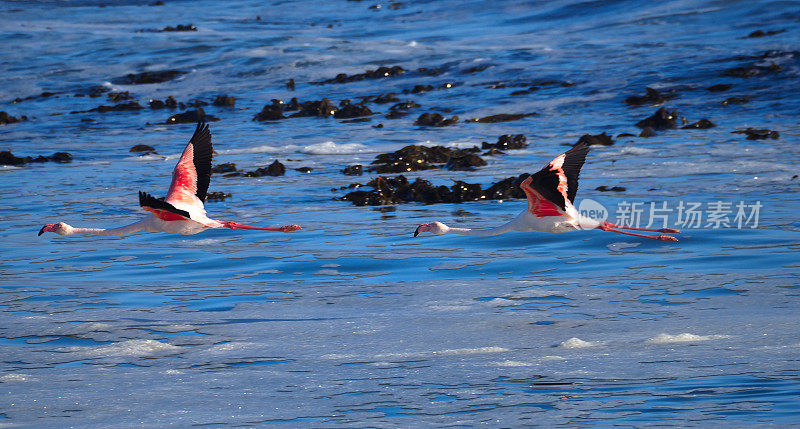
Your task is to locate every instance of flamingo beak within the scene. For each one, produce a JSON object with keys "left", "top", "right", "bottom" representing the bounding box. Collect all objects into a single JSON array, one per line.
[
  {"left": 413, "top": 226, "right": 421, "bottom": 237},
  {"left": 39, "top": 223, "right": 55, "bottom": 236}
]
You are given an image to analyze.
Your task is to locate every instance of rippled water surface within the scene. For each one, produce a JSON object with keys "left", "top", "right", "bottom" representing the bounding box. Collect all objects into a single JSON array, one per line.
[{"left": 2, "top": 0, "right": 799, "bottom": 426}]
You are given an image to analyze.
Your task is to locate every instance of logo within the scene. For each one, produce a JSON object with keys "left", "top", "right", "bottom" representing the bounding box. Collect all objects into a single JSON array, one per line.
[{"left": 577, "top": 198, "right": 608, "bottom": 228}]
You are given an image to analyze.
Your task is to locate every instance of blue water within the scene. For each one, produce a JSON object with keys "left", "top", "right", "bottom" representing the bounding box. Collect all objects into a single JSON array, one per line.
[{"left": 1, "top": 0, "right": 799, "bottom": 426}]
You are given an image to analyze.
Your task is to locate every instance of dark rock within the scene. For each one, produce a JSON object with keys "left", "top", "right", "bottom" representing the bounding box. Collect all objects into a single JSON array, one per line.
[
  {"left": 635, "top": 107, "right": 678, "bottom": 130},
  {"left": 624, "top": 87, "right": 677, "bottom": 106},
  {"left": 595, "top": 186, "right": 626, "bottom": 192},
  {"left": 389, "top": 101, "right": 420, "bottom": 111},
  {"left": 211, "top": 162, "right": 237, "bottom": 174},
  {"left": 410, "top": 84, "right": 434, "bottom": 93},
  {"left": 286, "top": 78, "right": 295, "bottom": 91},
  {"left": 84, "top": 85, "right": 111, "bottom": 98},
  {"left": 113, "top": 70, "right": 186, "bottom": 85},
  {"left": 186, "top": 99, "right": 208, "bottom": 108},
  {"left": 414, "top": 112, "right": 459, "bottom": 126},
  {"left": 107, "top": 91, "right": 133, "bottom": 102},
  {"left": 373, "top": 123, "right": 384, "bottom": 128},
  {"left": 369, "top": 145, "right": 465, "bottom": 173},
  {"left": 149, "top": 95, "right": 178, "bottom": 109},
  {"left": 245, "top": 160, "right": 286, "bottom": 177},
  {"left": 285, "top": 97, "right": 300, "bottom": 111},
  {"left": 682, "top": 119, "right": 716, "bottom": 129},
  {"left": 166, "top": 108, "right": 218, "bottom": 124},
  {"left": 88, "top": 101, "right": 143, "bottom": 113},
  {"left": 159, "top": 24, "right": 197, "bottom": 32},
  {"left": 467, "top": 113, "right": 537, "bottom": 123},
  {"left": 13, "top": 91, "right": 57, "bottom": 103},
  {"left": 732, "top": 128, "right": 779, "bottom": 140},
  {"left": 213, "top": 95, "right": 236, "bottom": 107},
  {"left": 484, "top": 174, "right": 528, "bottom": 200},
  {"left": 130, "top": 144, "right": 156, "bottom": 153},
  {"left": 341, "top": 173, "right": 534, "bottom": 206},
  {"left": 343, "top": 164, "right": 363, "bottom": 175},
  {"left": 150, "top": 1, "right": 164, "bottom": 5},
  {"left": 482, "top": 134, "right": 527, "bottom": 150},
  {"left": 334, "top": 101, "right": 373, "bottom": 118},
  {"left": 0, "top": 150, "right": 72, "bottom": 165},
  {"left": 294, "top": 166, "right": 313, "bottom": 173},
  {"left": 445, "top": 154, "right": 487, "bottom": 171},
  {"left": 724, "top": 62, "right": 781, "bottom": 78},
  {"left": 721, "top": 96, "right": 750, "bottom": 105},
  {"left": 361, "top": 93, "right": 400, "bottom": 104},
  {"left": 253, "top": 101, "right": 286, "bottom": 121},
  {"left": 464, "top": 64, "right": 490, "bottom": 74},
  {"left": 639, "top": 127, "right": 656, "bottom": 137},
  {"left": 388, "top": 2, "right": 404, "bottom": 9},
  {"left": 205, "top": 192, "right": 231, "bottom": 201},
  {"left": 290, "top": 98, "right": 338, "bottom": 117},
  {"left": 617, "top": 133, "right": 636, "bottom": 138},
  {"left": 51, "top": 152, "right": 72, "bottom": 163},
  {"left": 0, "top": 111, "right": 25, "bottom": 125},
  {"left": 706, "top": 84, "right": 732, "bottom": 92},
  {"left": 746, "top": 29, "right": 786, "bottom": 38},
  {"left": 315, "top": 65, "right": 405, "bottom": 84},
  {"left": 576, "top": 132, "right": 614, "bottom": 146},
  {"left": 483, "top": 148, "right": 505, "bottom": 156}
]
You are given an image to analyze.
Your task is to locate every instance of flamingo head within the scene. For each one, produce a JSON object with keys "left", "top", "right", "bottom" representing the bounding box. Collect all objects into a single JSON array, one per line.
[
  {"left": 413, "top": 221, "right": 449, "bottom": 237},
  {"left": 38, "top": 222, "right": 72, "bottom": 236}
]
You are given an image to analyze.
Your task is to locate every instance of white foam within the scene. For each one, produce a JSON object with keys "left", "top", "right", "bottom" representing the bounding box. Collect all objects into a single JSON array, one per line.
[
  {"left": 218, "top": 141, "right": 369, "bottom": 156},
  {"left": 300, "top": 141, "right": 368, "bottom": 155},
  {"left": 559, "top": 337, "right": 597, "bottom": 348},
  {"left": 434, "top": 346, "right": 508, "bottom": 356},
  {"left": 494, "top": 360, "right": 532, "bottom": 367},
  {"left": 219, "top": 144, "right": 293, "bottom": 155},
  {"left": 81, "top": 339, "right": 182, "bottom": 357},
  {"left": 541, "top": 355, "right": 567, "bottom": 361},
  {"left": 320, "top": 263, "right": 341, "bottom": 268},
  {"left": 647, "top": 333, "right": 731, "bottom": 344},
  {"left": 0, "top": 373, "right": 32, "bottom": 382},
  {"left": 607, "top": 242, "right": 641, "bottom": 251}
]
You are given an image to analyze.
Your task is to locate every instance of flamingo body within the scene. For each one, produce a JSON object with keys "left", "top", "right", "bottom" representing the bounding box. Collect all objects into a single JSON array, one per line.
[
  {"left": 39, "top": 122, "right": 301, "bottom": 237},
  {"left": 414, "top": 143, "right": 678, "bottom": 241}
]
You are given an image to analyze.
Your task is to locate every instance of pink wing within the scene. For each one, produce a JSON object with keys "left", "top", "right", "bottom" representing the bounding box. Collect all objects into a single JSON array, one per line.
[
  {"left": 520, "top": 176, "right": 566, "bottom": 217},
  {"left": 521, "top": 143, "right": 590, "bottom": 217},
  {"left": 165, "top": 122, "right": 212, "bottom": 208}
]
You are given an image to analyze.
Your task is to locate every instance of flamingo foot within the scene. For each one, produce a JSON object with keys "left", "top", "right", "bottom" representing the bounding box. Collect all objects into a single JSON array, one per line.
[
  {"left": 280, "top": 224, "right": 302, "bottom": 232},
  {"left": 658, "top": 228, "right": 680, "bottom": 234},
  {"left": 658, "top": 235, "right": 679, "bottom": 242}
]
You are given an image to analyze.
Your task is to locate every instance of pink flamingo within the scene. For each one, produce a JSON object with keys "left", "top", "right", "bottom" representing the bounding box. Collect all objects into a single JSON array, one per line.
[
  {"left": 39, "top": 122, "right": 301, "bottom": 237},
  {"left": 414, "top": 143, "right": 679, "bottom": 241}
]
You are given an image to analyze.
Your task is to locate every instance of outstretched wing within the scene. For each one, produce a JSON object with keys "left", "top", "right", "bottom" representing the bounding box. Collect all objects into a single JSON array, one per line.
[
  {"left": 521, "top": 143, "right": 590, "bottom": 216},
  {"left": 139, "top": 191, "right": 191, "bottom": 221},
  {"left": 165, "top": 122, "right": 212, "bottom": 207}
]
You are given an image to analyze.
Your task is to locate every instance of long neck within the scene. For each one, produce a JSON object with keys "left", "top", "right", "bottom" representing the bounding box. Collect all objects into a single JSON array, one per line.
[
  {"left": 67, "top": 220, "right": 148, "bottom": 236},
  {"left": 445, "top": 222, "right": 517, "bottom": 237}
]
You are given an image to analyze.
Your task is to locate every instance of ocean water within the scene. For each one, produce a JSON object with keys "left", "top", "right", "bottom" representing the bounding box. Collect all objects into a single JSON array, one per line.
[{"left": 1, "top": 0, "right": 799, "bottom": 426}]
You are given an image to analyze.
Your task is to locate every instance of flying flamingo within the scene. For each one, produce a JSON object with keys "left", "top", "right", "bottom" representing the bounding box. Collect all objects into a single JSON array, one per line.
[
  {"left": 414, "top": 143, "right": 679, "bottom": 241},
  {"left": 39, "top": 122, "right": 301, "bottom": 237}
]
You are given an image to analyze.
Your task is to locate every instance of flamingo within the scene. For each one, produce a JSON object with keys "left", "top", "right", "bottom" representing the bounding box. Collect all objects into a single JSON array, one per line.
[
  {"left": 414, "top": 143, "right": 679, "bottom": 241},
  {"left": 39, "top": 122, "right": 301, "bottom": 237}
]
